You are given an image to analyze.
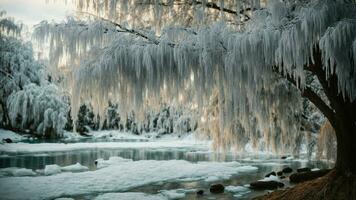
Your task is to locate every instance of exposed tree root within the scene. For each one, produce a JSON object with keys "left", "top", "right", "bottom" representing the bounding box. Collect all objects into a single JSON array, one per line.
[{"left": 254, "top": 169, "right": 356, "bottom": 200}]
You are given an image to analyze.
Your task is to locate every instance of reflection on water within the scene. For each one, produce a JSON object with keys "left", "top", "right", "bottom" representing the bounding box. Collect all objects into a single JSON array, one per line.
[
  {"left": 0, "top": 148, "right": 208, "bottom": 170},
  {"left": 0, "top": 146, "right": 333, "bottom": 172}
]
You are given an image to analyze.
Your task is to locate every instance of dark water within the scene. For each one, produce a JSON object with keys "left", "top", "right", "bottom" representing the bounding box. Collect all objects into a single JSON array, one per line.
[{"left": 0, "top": 140, "right": 334, "bottom": 200}]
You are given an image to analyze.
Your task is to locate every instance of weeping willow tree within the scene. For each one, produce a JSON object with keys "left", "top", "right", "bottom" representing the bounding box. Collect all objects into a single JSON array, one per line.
[{"left": 35, "top": 0, "right": 356, "bottom": 176}]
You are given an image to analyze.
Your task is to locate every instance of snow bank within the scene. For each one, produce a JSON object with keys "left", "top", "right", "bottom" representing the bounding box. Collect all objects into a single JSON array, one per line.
[
  {"left": 0, "top": 167, "right": 36, "bottom": 177},
  {"left": 160, "top": 189, "right": 196, "bottom": 199},
  {"left": 0, "top": 158, "right": 257, "bottom": 200},
  {"left": 95, "top": 156, "right": 131, "bottom": 169},
  {"left": 258, "top": 175, "right": 280, "bottom": 182},
  {"left": 0, "top": 139, "right": 209, "bottom": 153},
  {"left": 95, "top": 192, "right": 166, "bottom": 200},
  {"left": 61, "top": 163, "right": 89, "bottom": 172},
  {"left": 0, "top": 129, "right": 26, "bottom": 142},
  {"left": 44, "top": 164, "right": 61, "bottom": 176},
  {"left": 43, "top": 163, "right": 89, "bottom": 175},
  {"left": 89, "top": 130, "right": 149, "bottom": 140}
]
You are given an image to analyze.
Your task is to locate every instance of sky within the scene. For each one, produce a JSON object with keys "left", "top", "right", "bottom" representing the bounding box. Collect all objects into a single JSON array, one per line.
[{"left": 0, "top": 0, "right": 74, "bottom": 26}]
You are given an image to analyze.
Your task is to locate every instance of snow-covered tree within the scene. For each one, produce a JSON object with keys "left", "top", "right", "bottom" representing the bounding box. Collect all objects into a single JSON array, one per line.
[
  {"left": 6, "top": 84, "right": 69, "bottom": 137},
  {"left": 1, "top": 13, "right": 70, "bottom": 137},
  {"left": 1, "top": 14, "right": 41, "bottom": 128},
  {"left": 102, "top": 101, "right": 121, "bottom": 130},
  {"left": 75, "top": 103, "right": 97, "bottom": 134},
  {"left": 35, "top": 0, "right": 356, "bottom": 190}
]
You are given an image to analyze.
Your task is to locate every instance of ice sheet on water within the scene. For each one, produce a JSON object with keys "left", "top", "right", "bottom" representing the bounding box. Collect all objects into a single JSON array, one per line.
[
  {"left": 95, "top": 192, "right": 166, "bottom": 200},
  {"left": 0, "top": 158, "right": 258, "bottom": 200},
  {"left": 0, "top": 167, "right": 36, "bottom": 177}
]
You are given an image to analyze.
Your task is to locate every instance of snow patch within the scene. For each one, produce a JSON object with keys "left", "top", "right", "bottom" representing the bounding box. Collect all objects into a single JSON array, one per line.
[
  {"left": 61, "top": 163, "right": 89, "bottom": 172},
  {"left": 0, "top": 139, "right": 209, "bottom": 153},
  {"left": 95, "top": 192, "right": 166, "bottom": 200},
  {"left": 95, "top": 156, "right": 131, "bottom": 169},
  {"left": 0, "top": 167, "right": 36, "bottom": 177},
  {"left": 225, "top": 185, "right": 249, "bottom": 193},
  {"left": 0, "top": 129, "right": 26, "bottom": 142},
  {"left": 160, "top": 188, "right": 196, "bottom": 199},
  {"left": 44, "top": 164, "right": 61, "bottom": 176},
  {"left": 0, "top": 158, "right": 257, "bottom": 200}
]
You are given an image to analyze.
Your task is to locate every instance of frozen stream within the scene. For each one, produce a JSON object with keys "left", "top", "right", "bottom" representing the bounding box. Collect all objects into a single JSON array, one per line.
[{"left": 0, "top": 130, "right": 333, "bottom": 200}]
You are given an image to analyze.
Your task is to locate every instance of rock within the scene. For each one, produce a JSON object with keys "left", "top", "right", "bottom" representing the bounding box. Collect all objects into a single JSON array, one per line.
[
  {"left": 290, "top": 169, "right": 331, "bottom": 183},
  {"left": 280, "top": 175, "right": 286, "bottom": 179},
  {"left": 2, "top": 138, "right": 13, "bottom": 143},
  {"left": 297, "top": 167, "right": 311, "bottom": 173},
  {"left": 281, "top": 156, "right": 288, "bottom": 159},
  {"left": 250, "top": 181, "right": 284, "bottom": 190},
  {"left": 94, "top": 160, "right": 98, "bottom": 165},
  {"left": 265, "top": 171, "right": 277, "bottom": 177},
  {"left": 196, "top": 190, "right": 204, "bottom": 195},
  {"left": 282, "top": 167, "right": 293, "bottom": 173},
  {"left": 277, "top": 171, "right": 283, "bottom": 176},
  {"left": 210, "top": 184, "right": 224, "bottom": 193}
]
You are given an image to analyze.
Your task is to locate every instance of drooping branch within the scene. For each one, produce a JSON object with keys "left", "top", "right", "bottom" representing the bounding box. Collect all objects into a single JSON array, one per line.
[
  {"left": 79, "top": 12, "right": 159, "bottom": 44},
  {"left": 136, "top": 0, "right": 252, "bottom": 20},
  {"left": 0, "top": 69, "right": 14, "bottom": 80},
  {"left": 78, "top": 11, "right": 177, "bottom": 47},
  {"left": 273, "top": 65, "right": 336, "bottom": 127},
  {"left": 195, "top": 0, "right": 252, "bottom": 19}
]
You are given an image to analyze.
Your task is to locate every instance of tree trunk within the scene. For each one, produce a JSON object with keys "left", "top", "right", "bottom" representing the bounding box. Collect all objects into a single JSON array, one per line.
[
  {"left": 304, "top": 48, "right": 356, "bottom": 175},
  {"left": 334, "top": 108, "right": 356, "bottom": 174}
]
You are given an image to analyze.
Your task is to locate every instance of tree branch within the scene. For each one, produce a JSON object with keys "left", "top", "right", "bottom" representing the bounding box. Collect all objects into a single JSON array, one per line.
[
  {"left": 136, "top": 0, "right": 252, "bottom": 20},
  {"left": 0, "top": 69, "right": 14, "bottom": 80},
  {"left": 80, "top": 12, "right": 157, "bottom": 43},
  {"left": 272, "top": 66, "right": 336, "bottom": 127}
]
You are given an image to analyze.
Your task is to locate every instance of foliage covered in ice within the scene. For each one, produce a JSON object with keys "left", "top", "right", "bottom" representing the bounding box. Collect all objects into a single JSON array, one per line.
[
  {"left": 0, "top": 36, "right": 42, "bottom": 110},
  {"left": 0, "top": 13, "right": 71, "bottom": 137},
  {"left": 34, "top": 0, "right": 356, "bottom": 152},
  {"left": 0, "top": 11, "right": 22, "bottom": 37},
  {"left": 6, "top": 84, "right": 69, "bottom": 137}
]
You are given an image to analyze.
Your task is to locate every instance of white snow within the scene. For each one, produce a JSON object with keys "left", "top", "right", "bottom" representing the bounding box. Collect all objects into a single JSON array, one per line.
[
  {"left": 0, "top": 167, "right": 36, "bottom": 177},
  {"left": 204, "top": 176, "right": 220, "bottom": 182},
  {"left": 159, "top": 189, "right": 196, "bottom": 199},
  {"left": 225, "top": 185, "right": 251, "bottom": 197},
  {"left": 259, "top": 175, "right": 280, "bottom": 182},
  {"left": 225, "top": 185, "right": 250, "bottom": 193},
  {"left": 0, "top": 158, "right": 257, "bottom": 200},
  {"left": 61, "top": 163, "right": 89, "bottom": 172},
  {"left": 44, "top": 164, "right": 61, "bottom": 176},
  {"left": 54, "top": 198, "right": 74, "bottom": 200},
  {"left": 43, "top": 163, "right": 89, "bottom": 175},
  {"left": 90, "top": 130, "right": 149, "bottom": 140},
  {"left": 0, "top": 138, "right": 210, "bottom": 153},
  {"left": 160, "top": 190, "right": 185, "bottom": 199},
  {"left": 95, "top": 192, "right": 166, "bottom": 200},
  {"left": 95, "top": 156, "right": 131, "bottom": 169},
  {"left": 0, "top": 129, "right": 26, "bottom": 142}
]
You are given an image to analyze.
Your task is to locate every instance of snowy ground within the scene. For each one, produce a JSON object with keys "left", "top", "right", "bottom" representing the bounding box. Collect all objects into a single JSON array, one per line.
[
  {"left": 0, "top": 136, "right": 209, "bottom": 154},
  {"left": 0, "top": 129, "right": 27, "bottom": 142},
  {"left": 0, "top": 157, "right": 257, "bottom": 200},
  {"left": 0, "top": 129, "right": 211, "bottom": 153}
]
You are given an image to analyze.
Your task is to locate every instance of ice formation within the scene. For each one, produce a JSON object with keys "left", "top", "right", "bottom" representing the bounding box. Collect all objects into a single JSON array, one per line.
[
  {"left": 6, "top": 84, "right": 69, "bottom": 137},
  {"left": 1, "top": 13, "right": 70, "bottom": 137},
  {"left": 33, "top": 0, "right": 356, "bottom": 153}
]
